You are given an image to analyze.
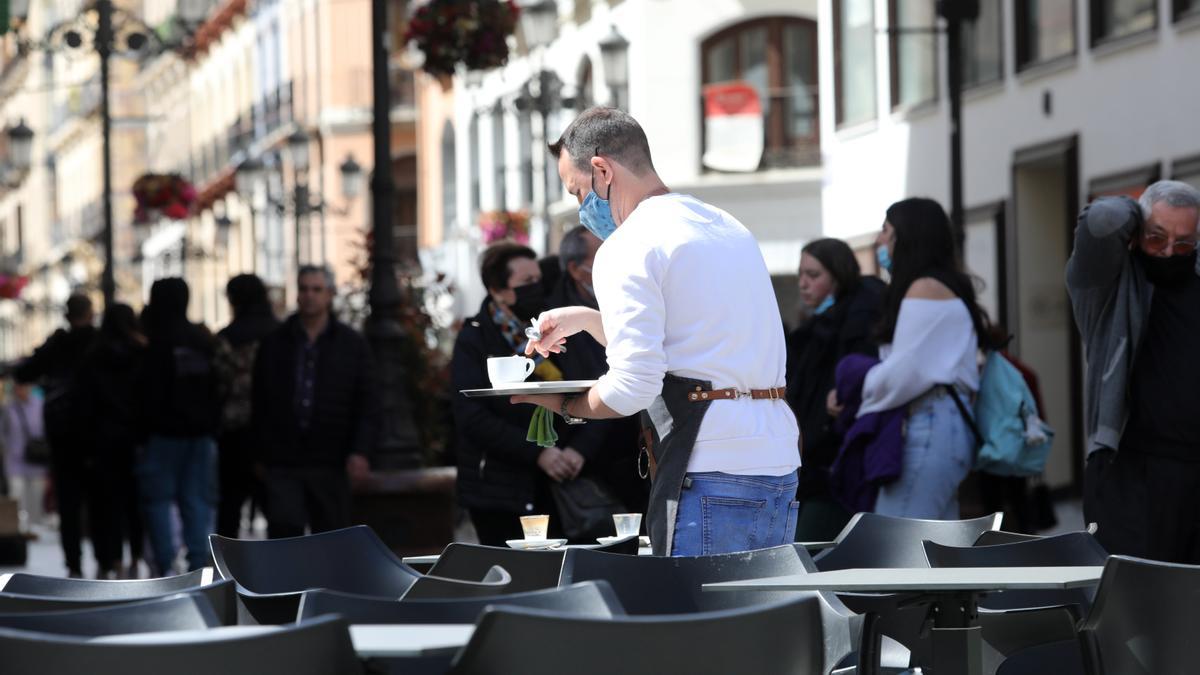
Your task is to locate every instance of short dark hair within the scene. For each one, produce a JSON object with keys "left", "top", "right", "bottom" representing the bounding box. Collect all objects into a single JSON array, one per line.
[
  {"left": 226, "top": 274, "right": 270, "bottom": 318},
  {"left": 548, "top": 107, "right": 655, "bottom": 174},
  {"left": 558, "top": 225, "right": 595, "bottom": 273},
  {"left": 65, "top": 294, "right": 93, "bottom": 322},
  {"left": 801, "top": 238, "right": 861, "bottom": 300},
  {"left": 480, "top": 241, "right": 537, "bottom": 293}
]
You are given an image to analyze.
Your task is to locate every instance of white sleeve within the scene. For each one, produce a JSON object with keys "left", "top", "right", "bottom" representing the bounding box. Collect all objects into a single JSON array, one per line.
[
  {"left": 592, "top": 242, "right": 669, "bottom": 417},
  {"left": 858, "top": 299, "right": 974, "bottom": 415}
]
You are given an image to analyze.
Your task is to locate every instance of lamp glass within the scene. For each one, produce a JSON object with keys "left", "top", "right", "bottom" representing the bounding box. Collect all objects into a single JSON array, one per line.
[
  {"left": 339, "top": 155, "right": 364, "bottom": 201},
  {"left": 236, "top": 158, "right": 264, "bottom": 197},
  {"left": 7, "top": 122, "right": 33, "bottom": 173},
  {"left": 518, "top": 0, "right": 557, "bottom": 50},
  {"left": 599, "top": 26, "right": 630, "bottom": 89},
  {"left": 287, "top": 131, "right": 310, "bottom": 172}
]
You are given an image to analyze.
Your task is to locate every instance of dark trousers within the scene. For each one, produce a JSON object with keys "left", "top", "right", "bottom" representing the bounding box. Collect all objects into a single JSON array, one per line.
[
  {"left": 1084, "top": 447, "right": 1200, "bottom": 564},
  {"left": 468, "top": 509, "right": 525, "bottom": 547},
  {"left": 89, "top": 448, "right": 140, "bottom": 574},
  {"left": 263, "top": 466, "right": 352, "bottom": 539},
  {"left": 217, "top": 429, "right": 262, "bottom": 538},
  {"left": 49, "top": 455, "right": 87, "bottom": 575}
]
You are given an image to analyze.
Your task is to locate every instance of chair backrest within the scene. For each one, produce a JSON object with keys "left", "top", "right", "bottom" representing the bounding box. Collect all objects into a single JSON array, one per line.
[
  {"left": 559, "top": 544, "right": 816, "bottom": 614},
  {"left": 401, "top": 565, "right": 513, "bottom": 600},
  {"left": 0, "top": 594, "right": 220, "bottom": 636},
  {"left": 449, "top": 595, "right": 826, "bottom": 675},
  {"left": 591, "top": 535, "right": 640, "bottom": 555},
  {"left": 1079, "top": 555, "right": 1200, "bottom": 675},
  {"left": 209, "top": 526, "right": 418, "bottom": 596},
  {"left": 427, "top": 543, "right": 565, "bottom": 594},
  {"left": 0, "top": 569, "right": 209, "bottom": 600},
  {"left": 812, "top": 512, "right": 1003, "bottom": 570},
  {"left": 297, "top": 580, "right": 625, "bottom": 624},
  {"left": 974, "top": 530, "right": 1043, "bottom": 546},
  {"left": 0, "top": 580, "right": 239, "bottom": 626},
  {"left": 924, "top": 531, "right": 1106, "bottom": 610},
  {"left": 0, "top": 615, "right": 363, "bottom": 675}
]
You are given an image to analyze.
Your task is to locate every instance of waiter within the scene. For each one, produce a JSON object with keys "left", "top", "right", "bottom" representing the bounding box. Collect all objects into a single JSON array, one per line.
[{"left": 514, "top": 107, "right": 800, "bottom": 556}]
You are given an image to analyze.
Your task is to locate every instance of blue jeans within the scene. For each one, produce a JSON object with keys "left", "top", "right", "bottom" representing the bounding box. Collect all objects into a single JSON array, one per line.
[
  {"left": 671, "top": 471, "right": 799, "bottom": 556},
  {"left": 874, "top": 389, "right": 974, "bottom": 519},
  {"left": 136, "top": 435, "right": 216, "bottom": 575}
]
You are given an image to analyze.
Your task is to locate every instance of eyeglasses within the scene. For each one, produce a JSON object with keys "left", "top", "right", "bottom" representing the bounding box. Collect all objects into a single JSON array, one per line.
[{"left": 1142, "top": 232, "right": 1199, "bottom": 256}]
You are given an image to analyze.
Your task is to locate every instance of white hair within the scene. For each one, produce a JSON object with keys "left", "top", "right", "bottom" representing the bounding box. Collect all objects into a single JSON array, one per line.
[{"left": 1138, "top": 180, "right": 1200, "bottom": 221}]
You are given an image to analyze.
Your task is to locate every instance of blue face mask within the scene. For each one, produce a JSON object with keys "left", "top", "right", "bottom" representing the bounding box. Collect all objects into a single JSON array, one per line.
[
  {"left": 579, "top": 151, "right": 617, "bottom": 240},
  {"left": 876, "top": 245, "right": 893, "bottom": 272},
  {"left": 813, "top": 295, "right": 835, "bottom": 315}
]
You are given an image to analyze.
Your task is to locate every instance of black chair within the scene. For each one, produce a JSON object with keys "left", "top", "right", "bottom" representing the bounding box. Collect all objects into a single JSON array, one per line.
[
  {"left": 924, "top": 531, "right": 1107, "bottom": 610},
  {"left": 812, "top": 512, "right": 1003, "bottom": 571},
  {"left": 209, "top": 527, "right": 419, "bottom": 596},
  {"left": 0, "top": 568, "right": 211, "bottom": 599},
  {"left": 1077, "top": 555, "right": 1200, "bottom": 675},
  {"left": 449, "top": 595, "right": 827, "bottom": 675},
  {"left": 0, "top": 614, "right": 363, "bottom": 675},
  {"left": 426, "top": 543, "right": 566, "bottom": 594},
  {"left": 211, "top": 527, "right": 420, "bottom": 624},
  {"left": 0, "top": 593, "right": 220, "bottom": 636},
  {"left": 298, "top": 580, "right": 624, "bottom": 623},
  {"left": 974, "top": 530, "right": 1044, "bottom": 547},
  {"left": 559, "top": 545, "right": 861, "bottom": 672},
  {"left": 401, "top": 565, "right": 513, "bottom": 600},
  {"left": 0, "top": 579, "right": 239, "bottom": 626},
  {"left": 591, "top": 534, "right": 641, "bottom": 555}
]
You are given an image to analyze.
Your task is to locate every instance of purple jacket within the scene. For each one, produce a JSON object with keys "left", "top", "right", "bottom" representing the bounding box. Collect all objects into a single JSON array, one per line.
[{"left": 829, "top": 354, "right": 905, "bottom": 513}]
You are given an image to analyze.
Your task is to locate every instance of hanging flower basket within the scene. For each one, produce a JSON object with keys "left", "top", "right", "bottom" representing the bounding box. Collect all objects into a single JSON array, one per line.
[
  {"left": 132, "top": 173, "right": 197, "bottom": 224},
  {"left": 404, "top": 0, "right": 520, "bottom": 79},
  {"left": 479, "top": 210, "right": 529, "bottom": 244},
  {"left": 0, "top": 274, "right": 30, "bottom": 300}
]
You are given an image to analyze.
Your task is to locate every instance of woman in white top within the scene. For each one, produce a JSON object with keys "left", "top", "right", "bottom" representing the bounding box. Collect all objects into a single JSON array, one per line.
[{"left": 854, "top": 198, "right": 993, "bottom": 519}]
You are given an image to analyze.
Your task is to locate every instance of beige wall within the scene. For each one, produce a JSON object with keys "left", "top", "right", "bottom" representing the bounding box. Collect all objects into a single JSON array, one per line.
[{"left": 416, "top": 75, "right": 455, "bottom": 250}]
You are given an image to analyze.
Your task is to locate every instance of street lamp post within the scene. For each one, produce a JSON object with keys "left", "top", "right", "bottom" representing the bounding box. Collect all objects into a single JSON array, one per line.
[
  {"left": 366, "top": 0, "right": 421, "bottom": 467},
  {"left": 598, "top": 25, "right": 630, "bottom": 110},
  {"left": 7, "top": 0, "right": 208, "bottom": 308},
  {"left": 517, "top": 0, "right": 562, "bottom": 253}
]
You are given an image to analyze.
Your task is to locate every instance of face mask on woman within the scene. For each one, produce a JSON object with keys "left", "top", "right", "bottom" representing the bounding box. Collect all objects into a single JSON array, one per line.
[
  {"left": 876, "top": 245, "right": 893, "bottom": 272},
  {"left": 813, "top": 295, "right": 835, "bottom": 315}
]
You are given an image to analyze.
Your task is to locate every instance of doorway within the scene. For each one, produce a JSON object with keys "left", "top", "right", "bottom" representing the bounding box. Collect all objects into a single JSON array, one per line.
[{"left": 1009, "top": 136, "right": 1081, "bottom": 493}]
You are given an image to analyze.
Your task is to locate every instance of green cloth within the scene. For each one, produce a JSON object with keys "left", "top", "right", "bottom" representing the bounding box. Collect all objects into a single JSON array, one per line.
[{"left": 526, "top": 406, "right": 559, "bottom": 448}]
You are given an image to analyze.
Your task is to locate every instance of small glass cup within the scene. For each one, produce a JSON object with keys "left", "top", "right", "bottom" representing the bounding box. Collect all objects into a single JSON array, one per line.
[
  {"left": 612, "top": 513, "right": 643, "bottom": 538},
  {"left": 519, "top": 514, "right": 550, "bottom": 541}
]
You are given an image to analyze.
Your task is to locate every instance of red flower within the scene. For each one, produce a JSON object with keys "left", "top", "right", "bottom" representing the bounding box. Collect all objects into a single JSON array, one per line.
[{"left": 163, "top": 202, "right": 190, "bottom": 220}]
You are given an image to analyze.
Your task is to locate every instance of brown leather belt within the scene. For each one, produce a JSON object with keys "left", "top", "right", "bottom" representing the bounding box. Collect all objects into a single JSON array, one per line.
[{"left": 687, "top": 386, "right": 786, "bottom": 402}]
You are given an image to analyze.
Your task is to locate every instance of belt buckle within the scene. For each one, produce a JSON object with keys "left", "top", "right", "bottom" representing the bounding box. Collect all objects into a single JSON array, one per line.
[{"left": 734, "top": 389, "right": 748, "bottom": 400}]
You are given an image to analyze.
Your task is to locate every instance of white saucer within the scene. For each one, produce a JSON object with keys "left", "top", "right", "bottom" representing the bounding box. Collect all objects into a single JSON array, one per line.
[
  {"left": 505, "top": 538, "right": 568, "bottom": 550},
  {"left": 597, "top": 535, "right": 651, "bottom": 547}
]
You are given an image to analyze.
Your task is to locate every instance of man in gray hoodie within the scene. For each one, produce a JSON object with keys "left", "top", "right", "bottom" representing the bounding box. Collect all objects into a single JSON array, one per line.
[{"left": 1067, "top": 180, "right": 1200, "bottom": 562}]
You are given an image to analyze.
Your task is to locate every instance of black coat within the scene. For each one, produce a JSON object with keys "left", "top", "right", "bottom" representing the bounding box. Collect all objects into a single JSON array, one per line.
[
  {"left": 451, "top": 298, "right": 559, "bottom": 513},
  {"left": 785, "top": 277, "right": 884, "bottom": 499},
  {"left": 15, "top": 325, "right": 98, "bottom": 449},
  {"left": 77, "top": 338, "right": 146, "bottom": 455},
  {"left": 253, "top": 315, "right": 378, "bottom": 468}
]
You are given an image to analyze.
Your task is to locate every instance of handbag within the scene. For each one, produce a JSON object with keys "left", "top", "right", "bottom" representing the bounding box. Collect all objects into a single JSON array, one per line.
[
  {"left": 14, "top": 404, "right": 51, "bottom": 466},
  {"left": 550, "top": 476, "right": 625, "bottom": 541}
]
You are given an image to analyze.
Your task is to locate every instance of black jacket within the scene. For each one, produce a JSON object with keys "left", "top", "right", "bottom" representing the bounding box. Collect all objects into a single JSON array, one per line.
[
  {"left": 15, "top": 325, "right": 98, "bottom": 448},
  {"left": 253, "top": 314, "right": 378, "bottom": 468},
  {"left": 785, "top": 277, "right": 884, "bottom": 499},
  {"left": 451, "top": 298, "right": 560, "bottom": 513},
  {"left": 77, "top": 338, "right": 146, "bottom": 455},
  {"left": 141, "top": 279, "right": 222, "bottom": 438}
]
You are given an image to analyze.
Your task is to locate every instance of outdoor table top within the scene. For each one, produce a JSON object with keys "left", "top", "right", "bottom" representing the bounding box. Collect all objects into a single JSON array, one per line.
[
  {"left": 403, "top": 546, "right": 654, "bottom": 565},
  {"left": 93, "top": 623, "right": 476, "bottom": 658},
  {"left": 702, "top": 566, "right": 1106, "bottom": 593}
]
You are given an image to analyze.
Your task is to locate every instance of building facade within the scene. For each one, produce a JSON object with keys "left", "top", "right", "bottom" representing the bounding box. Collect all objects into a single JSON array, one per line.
[{"left": 817, "top": 0, "right": 1200, "bottom": 490}]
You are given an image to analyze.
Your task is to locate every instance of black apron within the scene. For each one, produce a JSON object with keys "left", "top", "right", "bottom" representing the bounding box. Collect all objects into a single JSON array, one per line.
[{"left": 640, "top": 373, "right": 717, "bottom": 556}]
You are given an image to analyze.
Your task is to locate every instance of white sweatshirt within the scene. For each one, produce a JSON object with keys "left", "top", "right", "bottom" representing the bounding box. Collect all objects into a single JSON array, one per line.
[
  {"left": 858, "top": 298, "right": 980, "bottom": 415},
  {"left": 591, "top": 193, "right": 800, "bottom": 476}
]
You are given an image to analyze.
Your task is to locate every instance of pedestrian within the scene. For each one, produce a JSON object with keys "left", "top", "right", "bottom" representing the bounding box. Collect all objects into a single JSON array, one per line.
[
  {"left": 2, "top": 380, "right": 48, "bottom": 530},
  {"left": 833, "top": 198, "right": 993, "bottom": 520},
  {"left": 786, "top": 238, "right": 883, "bottom": 540},
  {"left": 139, "top": 278, "right": 222, "bottom": 575},
  {"left": 253, "top": 265, "right": 377, "bottom": 539},
  {"left": 547, "top": 225, "right": 648, "bottom": 524},
  {"left": 14, "top": 294, "right": 97, "bottom": 577},
  {"left": 450, "top": 242, "right": 573, "bottom": 545},
  {"left": 1068, "top": 180, "right": 1200, "bottom": 562},
  {"left": 213, "top": 274, "right": 279, "bottom": 537},
  {"left": 518, "top": 107, "right": 800, "bottom": 556},
  {"left": 77, "top": 304, "right": 146, "bottom": 578}
]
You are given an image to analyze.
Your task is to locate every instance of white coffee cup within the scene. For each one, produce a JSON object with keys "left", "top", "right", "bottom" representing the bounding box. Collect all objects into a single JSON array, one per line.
[{"left": 487, "top": 355, "right": 535, "bottom": 385}]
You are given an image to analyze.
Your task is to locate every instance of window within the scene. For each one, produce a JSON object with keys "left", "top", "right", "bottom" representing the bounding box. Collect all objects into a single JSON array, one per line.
[
  {"left": 441, "top": 121, "right": 457, "bottom": 231},
  {"left": 1175, "top": 0, "right": 1200, "bottom": 21},
  {"left": 469, "top": 113, "right": 481, "bottom": 214},
  {"left": 1015, "top": 0, "right": 1076, "bottom": 70},
  {"left": 1087, "top": 164, "right": 1161, "bottom": 201},
  {"left": 700, "top": 16, "right": 819, "bottom": 168},
  {"left": 491, "top": 107, "right": 506, "bottom": 211},
  {"left": 1172, "top": 155, "right": 1200, "bottom": 191},
  {"left": 889, "top": 0, "right": 937, "bottom": 109},
  {"left": 1091, "top": 0, "right": 1156, "bottom": 44},
  {"left": 518, "top": 110, "right": 533, "bottom": 207},
  {"left": 961, "top": 0, "right": 1003, "bottom": 88},
  {"left": 833, "top": 0, "right": 877, "bottom": 127}
]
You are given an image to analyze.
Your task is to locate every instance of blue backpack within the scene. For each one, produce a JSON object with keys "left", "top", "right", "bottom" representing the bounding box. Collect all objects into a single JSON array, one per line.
[{"left": 945, "top": 351, "right": 1054, "bottom": 477}]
